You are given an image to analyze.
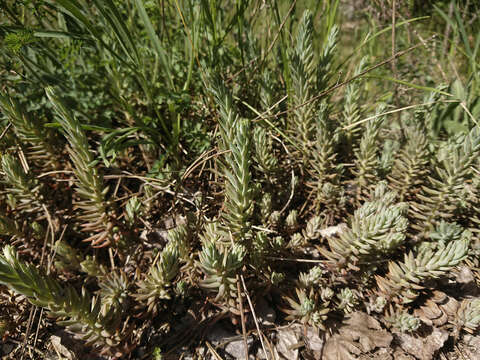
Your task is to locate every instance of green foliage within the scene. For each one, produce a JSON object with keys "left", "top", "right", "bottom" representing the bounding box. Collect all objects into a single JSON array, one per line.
[
  {"left": 54, "top": 240, "right": 83, "bottom": 272},
  {"left": 376, "top": 235, "right": 470, "bottom": 304},
  {"left": 46, "top": 87, "right": 116, "bottom": 248},
  {"left": 1, "top": 0, "right": 480, "bottom": 356},
  {"left": 3, "top": 30, "right": 37, "bottom": 54},
  {"left": 289, "top": 11, "right": 339, "bottom": 163},
  {"left": 387, "top": 310, "right": 421, "bottom": 333},
  {"left": 0, "top": 215, "right": 21, "bottom": 237},
  {"left": 0, "top": 246, "right": 123, "bottom": 355},
  {"left": 336, "top": 287, "right": 359, "bottom": 314},
  {"left": 210, "top": 78, "right": 254, "bottom": 242},
  {"left": 0, "top": 93, "right": 59, "bottom": 167},
  {"left": 322, "top": 183, "right": 408, "bottom": 268},
  {"left": 1, "top": 153, "right": 43, "bottom": 209},
  {"left": 253, "top": 126, "right": 278, "bottom": 175},
  {"left": 99, "top": 271, "right": 129, "bottom": 316},
  {"left": 457, "top": 298, "right": 480, "bottom": 333},
  {"left": 412, "top": 126, "right": 480, "bottom": 234},
  {"left": 352, "top": 103, "right": 386, "bottom": 199},
  {"left": 282, "top": 288, "right": 330, "bottom": 330},
  {"left": 197, "top": 242, "right": 245, "bottom": 303},
  {"left": 135, "top": 244, "right": 180, "bottom": 314},
  {"left": 222, "top": 118, "right": 253, "bottom": 241},
  {"left": 289, "top": 10, "right": 316, "bottom": 156},
  {"left": 339, "top": 57, "right": 367, "bottom": 143}
]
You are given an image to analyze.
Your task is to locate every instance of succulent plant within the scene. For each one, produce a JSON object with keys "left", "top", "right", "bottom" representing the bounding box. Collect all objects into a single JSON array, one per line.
[
  {"left": 457, "top": 298, "right": 480, "bottom": 333},
  {"left": 135, "top": 244, "right": 180, "bottom": 314},
  {"left": 336, "top": 288, "right": 359, "bottom": 314},
  {"left": 0, "top": 93, "right": 59, "bottom": 168},
  {"left": 1, "top": 153, "right": 43, "bottom": 209},
  {"left": 197, "top": 242, "right": 246, "bottom": 302},
  {"left": 303, "top": 215, "right": 322, "bottom": 241},
  {"left": 376, "top": 237, "right": 470, "bottom": 303},
  {"left": 387, "top": 310, "right": 421, "bottom": 333},
  {"left": 99, "top": 271, "right": 130, "bottom": 316},
  {"left": 298, "top": 266, "right": 324, "bottom": 288},
  {"left": 46, "top": 87, "right": 116, "bottom": 248},
  {"left": 253, "top": 126, "right": 278, "bottom": 175},
  {"left": 323, "top": 183, "right": 408, "bottom": 269},
  {"left": 0, "top": 246, "right": 124, "bottom": 355},
  {"left": 1, "top": 3, "right": 479, "bottom": 357},
  {"left": 282, "top": 288, "right": 330, "bottom": 330}
]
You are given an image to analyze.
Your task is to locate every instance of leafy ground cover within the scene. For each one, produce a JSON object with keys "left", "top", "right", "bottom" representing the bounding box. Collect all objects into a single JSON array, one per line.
[{"left": 0, "top": 0, "right": 480, "bottom": 359}]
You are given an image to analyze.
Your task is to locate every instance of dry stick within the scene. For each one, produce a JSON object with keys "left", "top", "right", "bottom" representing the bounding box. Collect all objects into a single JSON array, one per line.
[
  {"left": 205, "top": 341, "right": 224, "bottom": 360},
  {"left": 396, "top": 11, "right": 449, "bottom": 83},
  {"left": 459, "top": 101, "right": 480, "bottom": 127},
  {"left": 37, "top": 169, "right": 73, "bottom": 178},
  {"left": 263, "top": 332, "right": 276, "bottom": 360},
  {"left": 0, "top": 122, "right": 12, "bottom": 141},
  {"left": 254, "top": 36, "right": 436, "bottom": 122},
  {"left": 182, "top": 149, "right": 216, "bottom": 180},
  {"left": 454, "top": 344, "right": 469, "bottom": 360},
  {"left": 39, "top": 204, "right": 54, "bottom": 266},
  {"left": 182, "top": 149, "right": 230, "bottom": 181},
  {"left": 21, "top": 303, "right": 37, "bottom": 360},
  {"left": 47, "top": 225, "right": 68, "bottom": 273},
  {"left": 227, "top": 57, "right": 260, "bottom": 83},
  {"left": 32, "top": 308, "right": 44, "bottom": 355},
  {"left": 24, "top": 204, "right": 54, "bottom": 359},
  {"left": 18, "top": 147, "right": 29, "bottom": 173},
  {"left": 7, "top": 339, "right": 45, "bottom": 357},
  {"left": 267, "top": 256, "right": 324, "bottom": 263},
  {"left": 240, "top": 274, "right": 268, "bottom": 359},
  {"left": 342, "top": 99, "right": 460, "bottom": 130},
  {"left": 32, "top": 204, "right": 59, "bottom": 354},
  {"left": 397, "top": 11, "right": 447, "bottom": 83},
  {"left": 183, "top": 97, "right": 287, "bottom": 183}
]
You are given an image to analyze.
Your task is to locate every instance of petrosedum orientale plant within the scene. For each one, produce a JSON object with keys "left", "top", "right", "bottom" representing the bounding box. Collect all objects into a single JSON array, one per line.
[{"left": 1, "top": 3, "right": 480, "bottom": 358}]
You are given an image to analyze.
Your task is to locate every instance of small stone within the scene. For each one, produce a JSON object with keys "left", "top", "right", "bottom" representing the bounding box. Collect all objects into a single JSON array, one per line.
[
  {"left": 395, "top": 327, "right": 448, "bottom": 360},
  {"left": 225, "top": 337, "right": 254, "bottom": 359},
  {"left": 304, "top": 327, "right": 324, "bottom": 352},
  {"left": 49, "top": 335, "right": 76, "bottom": 360},
  {"left": 276, "top": 328, "right": 299, "bottom": 360}
]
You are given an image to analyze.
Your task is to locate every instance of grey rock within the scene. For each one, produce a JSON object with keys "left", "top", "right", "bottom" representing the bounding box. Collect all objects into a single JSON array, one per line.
[
  {"left": 277, "top": 328, "right": 299, "bottom": 360},
  {"left": 305, "top": 327, "right": 324, "bottom": 352},
  {"left": 395, "top": 327, "right": 448, "bottom": 360},
  {"left": 225, "top": 337, "right": 254, "bottom": 359}
]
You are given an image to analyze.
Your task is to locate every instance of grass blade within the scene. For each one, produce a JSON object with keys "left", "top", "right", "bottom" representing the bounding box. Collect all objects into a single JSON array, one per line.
[{"left": 134, "top": 0, "right": 175, "bottom": 90}]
